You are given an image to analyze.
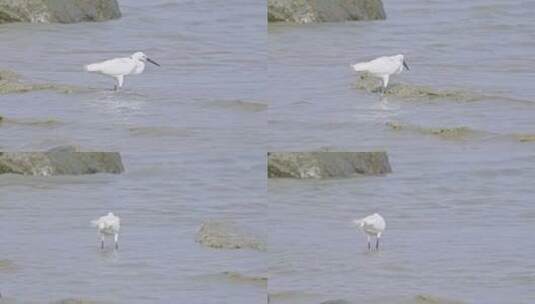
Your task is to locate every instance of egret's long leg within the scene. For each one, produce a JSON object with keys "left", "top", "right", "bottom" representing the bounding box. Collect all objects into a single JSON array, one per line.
[
  {"left": 114, "top": 75, "right": 124, "bottom": 91},
  {"left": 100, "top": 235, "right": 105, "bottom": 249},
  {"left": 367, "top": 235, "right": 371, "bottom": 251},
  {"left": 382, "top": 75, "right": 390, "bottom": 94},
  {"left": 376, "top": 237, "right": 380, "bottom": 250},
  {"left": 114, "top": 233, "right": 119, "bottom": 250}
]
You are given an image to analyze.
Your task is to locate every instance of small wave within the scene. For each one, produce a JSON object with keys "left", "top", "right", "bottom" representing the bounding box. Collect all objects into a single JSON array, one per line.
[
  {"left": 268, "top": 291, "right": 322, "bottom": 303},
  {"left": 411, "top": 294, "right": 466, "bottom": 304},
  {"left": 386, "top": 121, "right": 486, "bottom": 140},
  {"left": 195, "top": 271, "right": 267, "bottom": 287},
  {"left": 128, "top": 126, "right": 194, "bottom": 137},
  {"left": 1, "top": 117, "right": 64, "bottom": 128},
  {"left": 202, "top": 100, "right": 268, "bottom": 112},
  {"left": 50, "top": 298, "right": 111, "bottom": 304}
]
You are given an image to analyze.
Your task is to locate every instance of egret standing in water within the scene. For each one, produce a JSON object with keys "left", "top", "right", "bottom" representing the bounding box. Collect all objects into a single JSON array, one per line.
[
  {"left": 84, "top": 52, "right": 160, "bottom": 90},
  {"left": 353, "top": 213, "right": 386, "bottom": 251},
  {"left": 91, "top": 212, "right": 120, "bottom": 250},
  {"left": 351, "top": 54, "right": 409, "bottom": 93}
]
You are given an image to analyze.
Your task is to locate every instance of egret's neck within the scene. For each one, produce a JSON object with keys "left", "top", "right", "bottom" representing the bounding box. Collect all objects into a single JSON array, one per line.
[{"left": 133, "top": 60, "right": 145, "bottom": 75}]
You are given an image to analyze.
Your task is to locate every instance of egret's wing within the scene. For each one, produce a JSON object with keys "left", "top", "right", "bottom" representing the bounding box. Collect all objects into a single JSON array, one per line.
[
  {"left": 85, "top": 57, "right": 135, "bottom": 76},
  {"left": 365, "top": 57, "right": 397, "bottom": 75}
]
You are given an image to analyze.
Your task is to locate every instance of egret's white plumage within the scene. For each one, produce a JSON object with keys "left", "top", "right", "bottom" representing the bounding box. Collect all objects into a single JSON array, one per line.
[
  {"left": 351, "top": 54, "right": 409, "bottom": 93},
  {"left": 353, "top": 213, "right": 386, "bottom": 251},
  {"left": 84, "top": 51, "right": 160, "bottom": 90},
  {"left": 91, "top": 212, "right": 120, "bottom": 249}
]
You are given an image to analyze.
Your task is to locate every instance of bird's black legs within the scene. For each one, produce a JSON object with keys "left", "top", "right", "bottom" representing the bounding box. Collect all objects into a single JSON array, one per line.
[
  {"left": 101, "top": 239, "right": 104, "bottom": 249},
  {"left": 376, "top": 238, "right": 379, "bottom": 250}
]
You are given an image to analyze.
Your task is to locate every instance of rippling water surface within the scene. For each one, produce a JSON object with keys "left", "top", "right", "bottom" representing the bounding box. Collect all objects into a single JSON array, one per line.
[
  {"left": 2, "top": 0, "right": 535, "bottom": 303},
  {"left": 268, "top": 0, "right": 535, "bottom": 303},
  {"left": 1, "top": 0, "right": 266, "bottom": 303}
]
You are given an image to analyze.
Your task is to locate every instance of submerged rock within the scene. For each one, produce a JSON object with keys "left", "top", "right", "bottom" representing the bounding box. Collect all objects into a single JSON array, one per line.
[
  {"left": 196, "top": 220, "right": 266, "bottom": 251},
  {"left": 0, "top": 145, "right": 124, "bottom": 176},
  {"left": 0, "top": 0, "right": 121, "bottom": 24},
  {"left": 268, "top": 152, "right": 391, "bottom": 178},
  {"left": 0, "top": 69, "right": 78, "bottom": 94},
  {"left": 0, "top": 259, "right": 17, "bottom": 272},
  {"left": 511, "top": 133, "right": 535, "bottom": 142},
  {"left": 268, "top": 0, "right": 386, "bottom": 23},
  {"left": 386, "top": 122, "right": 485, "bottom": 141},
  {"left": 354, "top": 73, "right": 479, "bottom": 102}
]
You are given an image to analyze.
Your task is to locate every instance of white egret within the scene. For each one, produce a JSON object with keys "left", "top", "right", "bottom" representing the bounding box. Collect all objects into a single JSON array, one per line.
[
  {"left": 91, "top": 212, "right": 120, "bottom": 250},
  {"left": 353, "top": 213, "right": 386, "bottom": 251},
  {"left": 351, "top": 54, "right": 409, "bottom": 93},
  {"left": 84, "top": 51, "right": 160, "bottom": 90}
]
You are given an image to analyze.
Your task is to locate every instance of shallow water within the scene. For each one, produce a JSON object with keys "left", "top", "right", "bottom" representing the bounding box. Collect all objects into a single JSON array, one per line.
[
  {"left": 2, "top": 0, "right": 535, "bottom": 303},
  {"left": 1, "top": 0, "right": 266, "bottom": 303},
  {"left": 268, "top": 0, "right": 535, "bottom": 303}
]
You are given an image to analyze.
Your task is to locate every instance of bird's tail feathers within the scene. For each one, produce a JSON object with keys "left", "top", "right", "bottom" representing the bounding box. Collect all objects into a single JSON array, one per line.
[
  {"left": 352, "top": 219, "right": 363, "bottom": 227},
  {"left": 351, "top": 62, "right": 369, "bottom": 72},
  {"left": 84, "top": 63, "right": 100, "bottom": 72},
  {"left": 91, "top": 219, "right": 100, "bottom": 227}
]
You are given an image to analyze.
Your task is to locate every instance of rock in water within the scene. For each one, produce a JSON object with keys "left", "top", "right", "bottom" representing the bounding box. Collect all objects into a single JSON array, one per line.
[
  {"left": 268, "top": 152, "right": 391, "bottom": 178},
  {"left": 0, "top": 0, "right": 121, "bottom": 24},
  {"left": 196, "top": 220, "right": 266, "bottom": 251},
  {"left": 0, "top": 145, "right": 124, "bottom": 176},
  {"left": 268, "top": 0, "right": 386, "bottom": 23}
]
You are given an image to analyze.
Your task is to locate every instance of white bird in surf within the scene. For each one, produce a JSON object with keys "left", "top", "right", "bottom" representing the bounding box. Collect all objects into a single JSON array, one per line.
[
  {"left": 91, "top": 212, "right": 120, "bottom": 250},
  {"left": 353, "top": 213, "right": 386, "bottom": 251},
  {"left": 84, "top": 51, "right": 160, "bottom": 90},
  {"left": 351, "top": 54, "right": 409, "bottom": 93}
]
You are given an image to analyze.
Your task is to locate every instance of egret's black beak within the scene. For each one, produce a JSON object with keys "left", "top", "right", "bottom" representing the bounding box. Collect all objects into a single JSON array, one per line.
[
  {"left": 147, "top": 58, "right": 160, "bottom": 67},
  {"left": 403, "top": 60, "right": 410, "bottom": 71}
]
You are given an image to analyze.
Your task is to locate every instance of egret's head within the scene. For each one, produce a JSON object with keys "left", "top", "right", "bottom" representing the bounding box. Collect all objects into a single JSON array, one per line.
[{"left": 132, "top": 51, "right": 160, "bottom": 67}]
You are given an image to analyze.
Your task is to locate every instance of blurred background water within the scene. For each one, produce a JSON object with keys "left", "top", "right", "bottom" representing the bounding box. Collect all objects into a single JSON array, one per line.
[
  {"left": 268, "top": 0, "right": 535, "bottom": 303},
  {"left": 0, "top": 0, "right": 266, "bottom": 303}
]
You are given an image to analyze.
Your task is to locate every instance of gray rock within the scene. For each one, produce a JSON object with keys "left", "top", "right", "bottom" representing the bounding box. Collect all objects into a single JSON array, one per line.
[
  {"left": 196, "top": 220, "right": 266, "bottom": 251},
  {"left": 0, "top": 0, "right": 121, "bottom": 24},
  {"left": 268, "top": 152, "right": 391, "bottom": 178},
  {"left": 268, "top": 0, "right": 386, "bottom": 23},
  {"left": 0, "top": 145, "right": 124, "bottom": 176}
]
